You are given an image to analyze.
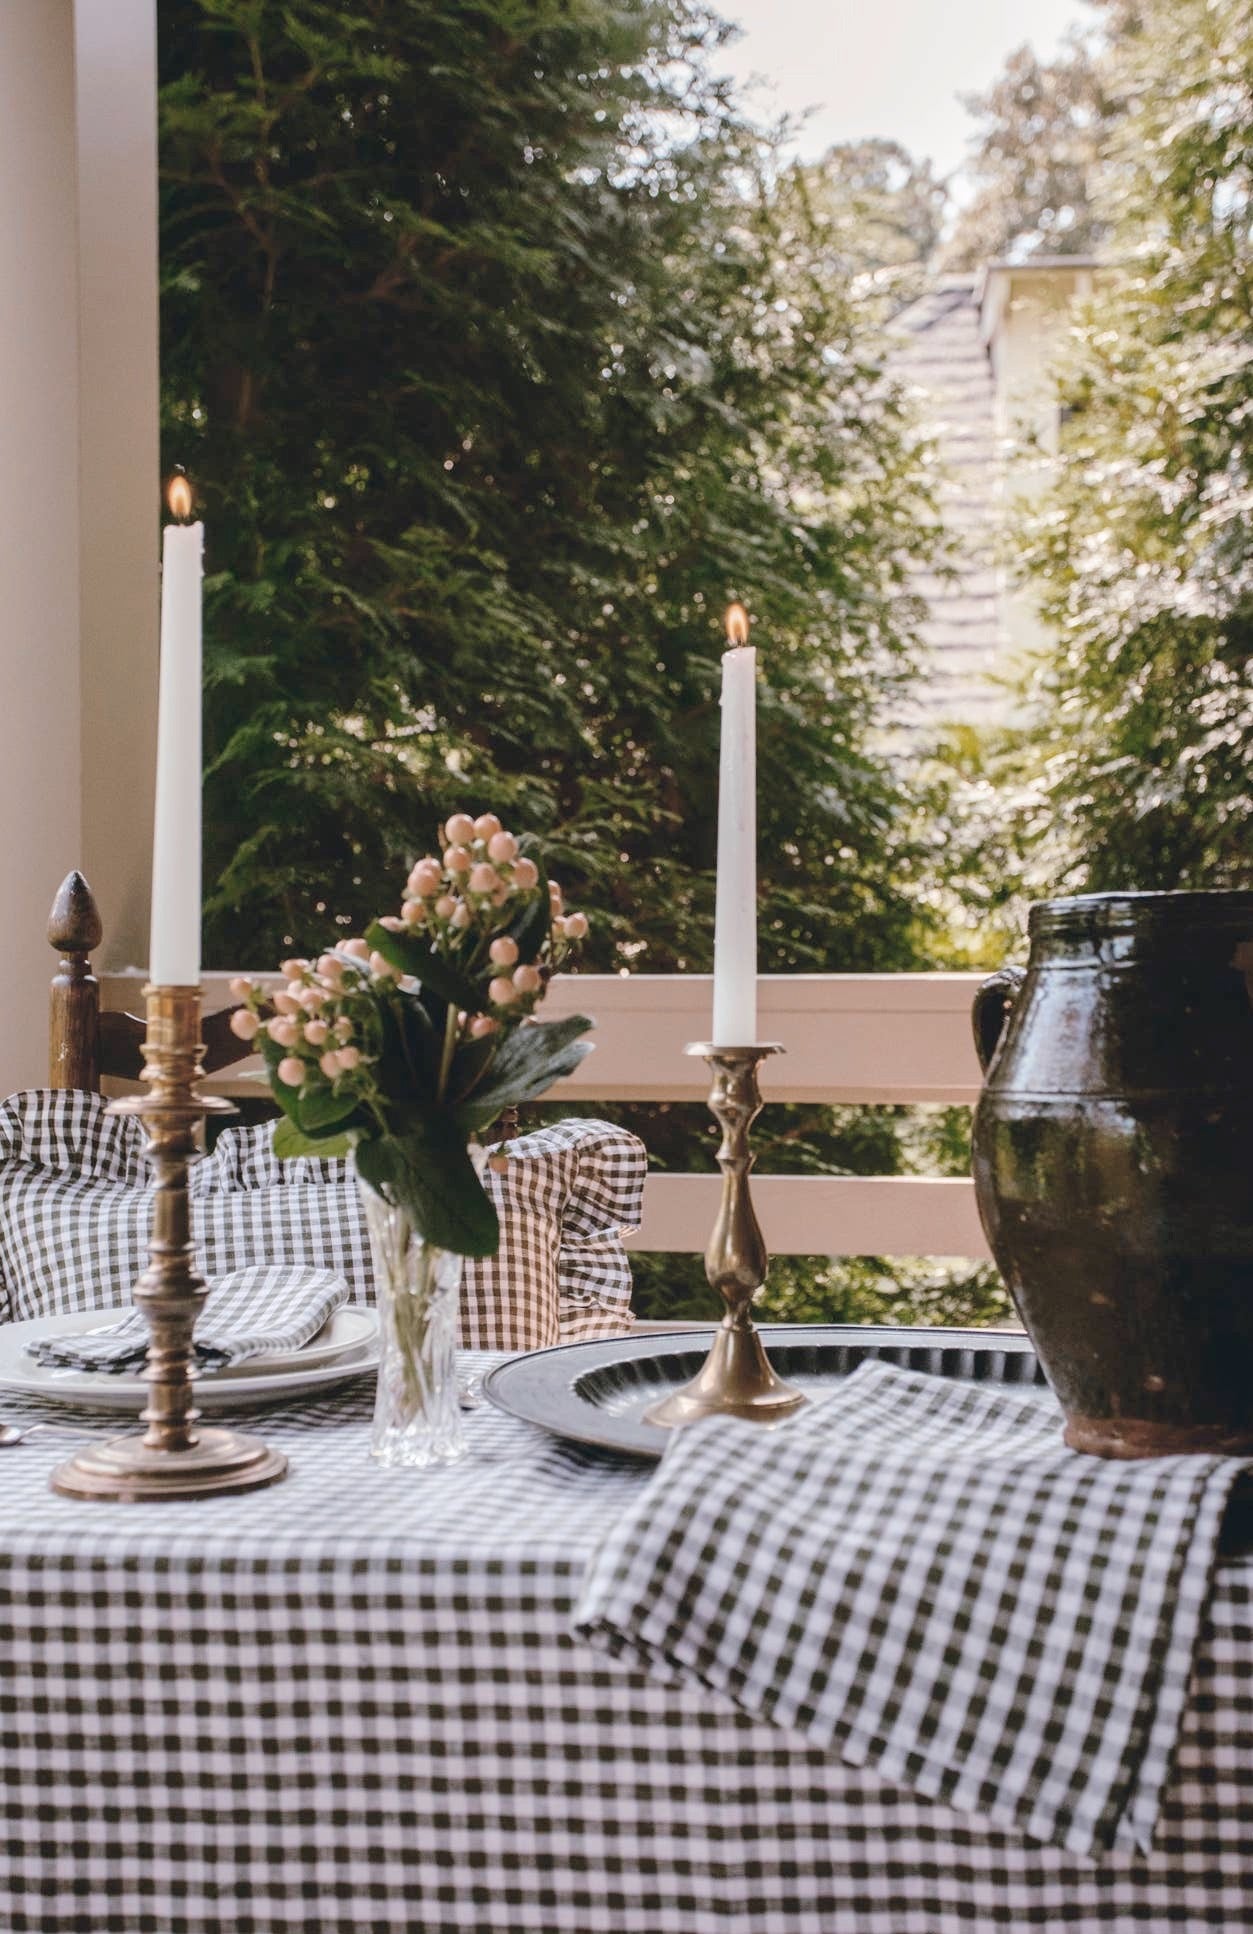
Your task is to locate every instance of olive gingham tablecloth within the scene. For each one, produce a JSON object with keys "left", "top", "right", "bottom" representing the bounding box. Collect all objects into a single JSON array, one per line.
[{"left": 0, "top": 1362, "right": 1250, "bottom": 1934}]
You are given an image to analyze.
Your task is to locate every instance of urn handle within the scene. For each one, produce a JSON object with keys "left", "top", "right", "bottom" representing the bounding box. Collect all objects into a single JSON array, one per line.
[{"left": 972, "top": 965, "right": 1027, "bottom": 1075}]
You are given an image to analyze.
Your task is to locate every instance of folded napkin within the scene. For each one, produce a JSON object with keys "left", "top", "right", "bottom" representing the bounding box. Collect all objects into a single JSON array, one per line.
[
  {"left": 574, "top": 1359, "right": 1249, "bottom": 1858},
  {"left": 26, "top": 1264, "right": 351, "bottom": 1374}
]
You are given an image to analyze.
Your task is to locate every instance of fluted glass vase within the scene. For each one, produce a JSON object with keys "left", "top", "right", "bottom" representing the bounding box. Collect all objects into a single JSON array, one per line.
[{"left": 356, "top": 1158, "right": 471, "bottom": 1468}]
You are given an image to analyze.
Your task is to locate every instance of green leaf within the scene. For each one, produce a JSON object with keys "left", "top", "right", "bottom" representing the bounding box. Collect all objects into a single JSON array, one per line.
[
  {"left": 445, "top": 1029, "right": 499, "bottom": 1104},
  {"left": 364, "top": 919, "right": 480, "bottom": 1012},
  {"left": 452, "top": 1013, "right": 594, "bottom": 1130},
  {"left": 272, "top": 1115, "right": 354, "bottom": 1161},
  {"left": 354, "top": 1118, "right": 500, "bottom": 1257},
  {"left": 294, "top": 1084, "right": 361, "bottom": 1135}
]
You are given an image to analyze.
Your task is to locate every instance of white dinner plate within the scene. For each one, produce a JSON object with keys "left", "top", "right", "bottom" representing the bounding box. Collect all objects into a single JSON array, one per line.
[{"left": 0, "top": 1307, "right": 380, "bottom": 1412}]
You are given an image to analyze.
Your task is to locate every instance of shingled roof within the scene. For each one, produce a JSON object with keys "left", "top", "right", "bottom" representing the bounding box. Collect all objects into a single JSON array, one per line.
[{"left": 890, "top": 274, "right": 1006, "bottom": 729}]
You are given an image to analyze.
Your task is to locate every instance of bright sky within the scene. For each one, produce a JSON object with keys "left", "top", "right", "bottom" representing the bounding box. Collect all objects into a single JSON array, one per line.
[{"left": 716, "top": 0, "right": 1096, "bottom": 183}]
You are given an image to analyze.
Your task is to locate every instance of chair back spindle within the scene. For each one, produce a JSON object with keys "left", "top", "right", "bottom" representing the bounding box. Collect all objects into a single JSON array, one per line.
[{"left": 47, "top": 872, "right": 104, "bottom": 1092}]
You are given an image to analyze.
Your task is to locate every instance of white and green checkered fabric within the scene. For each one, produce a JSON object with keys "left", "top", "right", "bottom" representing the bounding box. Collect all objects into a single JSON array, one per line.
[
  {"left": 0, "top": 1090, "right": 644, "bottom": 1347},
  {"left": 576, "top": 1358, "right": 1251, "bottom": 1860},
  {"left": 0, "top": 1362, "right": 1247, "bottom": 1931}
]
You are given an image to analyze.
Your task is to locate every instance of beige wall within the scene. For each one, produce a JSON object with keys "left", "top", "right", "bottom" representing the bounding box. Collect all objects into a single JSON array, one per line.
[
  {"left": 0, "top": 0, "right": 159, "bottom": 1096},
  {"left": 76, "top": 0, "right": 160, "bottom": 978},
  {"left": 0, "top": 0, "right": 84, "bottom": 1095}
]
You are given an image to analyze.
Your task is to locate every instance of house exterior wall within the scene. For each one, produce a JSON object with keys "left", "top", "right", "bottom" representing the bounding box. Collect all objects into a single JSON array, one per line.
[{"left": 981, "top": 263, "right": 1096, "bottom": 674}]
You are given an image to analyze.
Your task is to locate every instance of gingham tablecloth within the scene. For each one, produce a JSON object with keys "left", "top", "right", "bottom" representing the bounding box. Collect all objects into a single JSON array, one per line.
[{"left": 0, "top": 1358, "right": 1250, "bottom": 1934}]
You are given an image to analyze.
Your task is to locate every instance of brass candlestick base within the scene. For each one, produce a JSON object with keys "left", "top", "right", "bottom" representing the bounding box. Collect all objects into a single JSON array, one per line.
[
  {"left": 52, "top": 985, "right": 288, "bottom": 1503},
  {"left": 644, "top": 1044, "right": 808, "bottom": 1431}
]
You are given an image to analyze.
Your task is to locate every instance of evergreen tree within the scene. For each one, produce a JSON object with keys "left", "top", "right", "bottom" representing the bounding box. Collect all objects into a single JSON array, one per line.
[
  {"left": 802, "top": 139, "right": 947, "bottom": 315},
  {"left": 158, "top": 0, "right": 938, "bottom": 974},
  {"left": 1012, "top": 0, "right": 1253, "bottom": 887},
  {"left": 942, "top": 39, "right": 1112, "bottom": 271}
]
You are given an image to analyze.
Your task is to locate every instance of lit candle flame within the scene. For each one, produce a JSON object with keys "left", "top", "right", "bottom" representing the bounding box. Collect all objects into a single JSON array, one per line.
[
  {"left": 166, "top": 473, "right": 194, "bottom": 521},
  {"left": 724, "top": 602, "right": 749, "bottom": 647}
]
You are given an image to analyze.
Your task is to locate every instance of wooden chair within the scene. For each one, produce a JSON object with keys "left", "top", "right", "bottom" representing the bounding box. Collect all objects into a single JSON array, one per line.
[{"left": 47, "top": 870, "right": 251, "bottom": 1093}]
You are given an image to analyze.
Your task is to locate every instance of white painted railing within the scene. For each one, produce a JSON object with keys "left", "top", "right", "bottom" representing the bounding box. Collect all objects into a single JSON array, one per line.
[{"left": 100, "top": 971, "right": 991, "bottom": 1261}]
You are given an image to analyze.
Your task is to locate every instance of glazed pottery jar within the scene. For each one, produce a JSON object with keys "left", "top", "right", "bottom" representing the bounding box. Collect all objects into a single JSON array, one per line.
[{"left": 971, "top": 890, "right": 1253, "bottom": 1457}]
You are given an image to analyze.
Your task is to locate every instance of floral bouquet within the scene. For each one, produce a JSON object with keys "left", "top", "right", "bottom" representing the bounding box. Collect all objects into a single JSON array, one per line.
[{"left": 229, "top": 812, "right": 594, "bottom": 1463}]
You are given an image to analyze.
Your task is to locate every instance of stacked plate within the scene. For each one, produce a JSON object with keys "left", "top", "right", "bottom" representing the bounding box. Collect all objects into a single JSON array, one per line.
[{"left": 0, "top": 1306, "right": 380, "bottom": 1411}]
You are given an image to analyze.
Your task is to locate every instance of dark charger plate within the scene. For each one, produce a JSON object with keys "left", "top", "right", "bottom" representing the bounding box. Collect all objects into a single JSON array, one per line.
[{"left": 482, "top": 1323, "right": 1046, "bottom": 1459}]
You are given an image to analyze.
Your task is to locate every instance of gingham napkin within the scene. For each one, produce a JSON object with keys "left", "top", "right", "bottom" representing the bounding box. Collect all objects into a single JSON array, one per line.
[
  {"left": 25, "top": 1264, "right": 351, "bottom": 1374},
  {"left": 574, "top": 1359, "right": 1250, "bottom": 1858}
]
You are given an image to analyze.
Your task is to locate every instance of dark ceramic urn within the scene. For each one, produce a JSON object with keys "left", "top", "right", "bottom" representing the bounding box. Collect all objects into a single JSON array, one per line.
[{"left": 971, "top": 891, "right": 1253, "bottom": 1457}]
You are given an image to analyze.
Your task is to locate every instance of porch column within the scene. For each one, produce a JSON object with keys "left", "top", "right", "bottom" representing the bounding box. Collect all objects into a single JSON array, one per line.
[
  {"left": 0, "top": 0, "right": 83, "bottom": 1094},
  {"left": 0, "top": 1, "right": 159, "bottom": 1098},
  {"left": 75, "top": 0, "right": 160, "bottom": 978}
]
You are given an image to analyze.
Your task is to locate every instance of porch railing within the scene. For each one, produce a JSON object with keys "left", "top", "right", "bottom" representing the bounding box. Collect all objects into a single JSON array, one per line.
[{"left": 100, "top": 971, "right": 991, "bottom": 1261}]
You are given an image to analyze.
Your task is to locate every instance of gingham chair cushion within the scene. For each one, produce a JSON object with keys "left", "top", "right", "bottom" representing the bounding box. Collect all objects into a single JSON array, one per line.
[
  {"left": 464, "top": 1118, "right": 647, "bottom": 1349},
  {"left": 0, "top": 1090, "right": 645, "bottom": 1349}
]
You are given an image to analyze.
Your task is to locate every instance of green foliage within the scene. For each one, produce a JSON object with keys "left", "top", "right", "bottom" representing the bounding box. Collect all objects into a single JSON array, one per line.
[
  {"left": 800, "top": 139, "right": 948, "bottom": 316},
  {"left": 1011, "top": 0, "right": 1253, "bottom": 888},
  {"left": 159, "top": 0, "right": 938, "bottom": 977},
  {"left": 942, "top": 37, "right": 1113, "bottom": 271}
]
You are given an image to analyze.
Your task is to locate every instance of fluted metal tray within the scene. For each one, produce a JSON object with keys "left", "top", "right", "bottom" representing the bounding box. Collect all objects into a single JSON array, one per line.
[{"left": 483, "top": 1323, "right": 1045, "bottom": 1458}]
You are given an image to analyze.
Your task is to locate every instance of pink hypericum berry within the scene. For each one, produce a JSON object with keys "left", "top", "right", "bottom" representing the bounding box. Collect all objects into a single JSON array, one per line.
[
  {"left": 229, "top": 1008, "right": 260, "bottom": 1041},
  {"left": 369, "top": 950, "right": 399, "bottom": 979},
  {"left": 473, "top": 812, "right": 502, "bottom": 842},
  {"left": 401, "top": 899, "right": 425, "bottom": 925},
  {"left": 468, "top": 862, "right": 499, "bottom": 894},
  {"left": 333, "top": 1017, "right": 354, "bottom": 1043},
  {"left": 512, "top": 857, "right": 539, "bottom": 890},
  {"left": 444, "top": 845, "right": 473, "bottom": 874},
  {"left": 342, "top": 937, "right": 370, "bottom": 960},
  {"left": 512, "top": 963, "right": 542, "bottom": 995},
  {"left": 279, "top": 958, "right": 308, "bottom": 981},
  {"left": 489, "top": 936, "right": 519, "bottom": 967},
  {"left": 548, "top": 882, "right": 564, "bottom": 912},
  {"left": 564, "top": 911, "right": 589, "bottom": 939},
  {"left": 277, "top": 1056, "right": 305, "bottom": 1087},
  {"left": 408, "top": 858, "right": 443, "bottom": 897},
  {"left": 450, "top": 903, "right": 472, "bottom": 930},
  {"left": 316, "top": 953, "right": 344, "bottom": 982},
  {"left": 378, "top": 915, "right": 405, "bottom": 932},
  {"left": 434, "top": 894, "right": 457, "bottom": 920},
  {"left": 272, "top": 990, "right": 301, "bottom": 1016},
  {"left": 267, "top": 1016, "right": 300, "bottom": 1047},
  {"left": 445, "top": 812, "right": 476, "bottom": 845},
  {"left": 488, "top": 976, "right": 518, "bottom": 1006},
  {"left": 303, "top": 1019, "right": 329, "bottom": 1046},
  {"left": 336, "top": 1045, "right": 361, "bottom": 1071},
  {"left": 319, "top": 1049, "right": 342, "bottom": 1079},
  {"left": 486, "top": 830, "right": 517, "bottom": 864},
  {"left": 468, "top": 1014, "right": 497, "bottom": 1039},
  {"left": 228, "top": 975, "right": 253, "bottom": 999}
]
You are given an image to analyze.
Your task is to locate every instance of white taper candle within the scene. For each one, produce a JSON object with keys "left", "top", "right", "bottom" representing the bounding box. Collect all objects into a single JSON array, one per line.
[
  {"left": 711, "top": 602, "right": 758, "bottom": 1045},
  {"left": 148, "top": 477, "right": 203, "bottom": 985}
]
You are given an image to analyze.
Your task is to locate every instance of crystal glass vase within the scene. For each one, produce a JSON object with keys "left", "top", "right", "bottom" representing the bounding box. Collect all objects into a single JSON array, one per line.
[{"left": 355, "top": 1158, "right": 472, "bottom": 1468}]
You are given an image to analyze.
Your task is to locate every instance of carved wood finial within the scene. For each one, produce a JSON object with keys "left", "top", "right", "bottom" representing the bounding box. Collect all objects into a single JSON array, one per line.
[
  {"left": 47, "top": 871, "right": 103, "bottom": 956},
  {"left": 48, "top": 871, "right": 102, "bottom": 1091}
]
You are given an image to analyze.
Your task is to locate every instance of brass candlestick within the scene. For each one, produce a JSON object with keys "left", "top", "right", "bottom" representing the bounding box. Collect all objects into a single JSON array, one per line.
[
  {"left": 52, "top": 986, "right": 289, "bottom": 1502},
  {"left": 644, "top": 1044, "right": 808, "bottom": 1430}
]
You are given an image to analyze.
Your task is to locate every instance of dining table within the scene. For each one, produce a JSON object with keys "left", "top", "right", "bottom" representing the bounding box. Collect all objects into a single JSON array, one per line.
[{"left": 0, "top": 1353, "right": 1250, "bottom": 1934}]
